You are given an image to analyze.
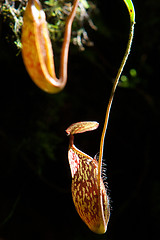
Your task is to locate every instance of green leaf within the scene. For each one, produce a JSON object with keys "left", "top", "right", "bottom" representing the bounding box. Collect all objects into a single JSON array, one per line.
[{"left": 123, "top": 0, "right": 135, "bottom": 24}]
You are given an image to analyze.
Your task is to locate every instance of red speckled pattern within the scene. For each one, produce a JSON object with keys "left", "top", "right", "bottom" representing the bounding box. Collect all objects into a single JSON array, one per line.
[{"left": 68, "top": 144, "right": 110, "bottom": 234}]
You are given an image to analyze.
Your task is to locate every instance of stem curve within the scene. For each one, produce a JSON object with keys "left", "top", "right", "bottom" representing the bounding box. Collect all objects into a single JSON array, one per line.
[{"left": 98, "top": 0, "right": 135, "bottom": 196}]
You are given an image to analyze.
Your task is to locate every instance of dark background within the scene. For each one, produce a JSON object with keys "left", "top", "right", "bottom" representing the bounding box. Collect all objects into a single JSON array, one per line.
[{"left": 0, "top": 0, "right": 160, "bottom": 239}]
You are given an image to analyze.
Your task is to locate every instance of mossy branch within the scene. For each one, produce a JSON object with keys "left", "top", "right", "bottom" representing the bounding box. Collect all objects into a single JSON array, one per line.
[{"left": 1, "top": 0, "right": 97, "bottom": 51}]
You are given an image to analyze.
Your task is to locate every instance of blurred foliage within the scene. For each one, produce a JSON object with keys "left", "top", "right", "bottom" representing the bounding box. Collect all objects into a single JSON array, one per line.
[
  {"left": 119, "top": 68, "right": 140, "bottom": 88},
  {"left": 0, "top": 0, "right": 160, "bottom": 239}
]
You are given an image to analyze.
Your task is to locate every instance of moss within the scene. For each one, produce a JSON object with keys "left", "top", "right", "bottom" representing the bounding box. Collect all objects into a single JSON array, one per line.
[
  {"left": 1, "top": 0, "right": 27, "bottom": 49},
  {"left": 1, "top": 0, "right": 97, "bottom": 51}
]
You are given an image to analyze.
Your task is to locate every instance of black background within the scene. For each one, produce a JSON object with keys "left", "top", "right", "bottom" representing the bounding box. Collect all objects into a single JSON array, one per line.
[{"left": 0, "top": 0, "right": 160, "bottom": 239}]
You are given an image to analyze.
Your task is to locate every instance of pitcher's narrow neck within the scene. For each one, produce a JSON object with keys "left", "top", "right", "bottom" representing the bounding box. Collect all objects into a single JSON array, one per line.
[{"left": 69, "top": 134, "right": 74, "bottom": 147}]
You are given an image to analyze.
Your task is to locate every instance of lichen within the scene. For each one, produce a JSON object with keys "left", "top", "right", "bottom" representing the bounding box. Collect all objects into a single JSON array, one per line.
[
  {"left": 1, "top": 0, "right": 97, "bottom": 51},
  {"left": 1, "top": 0, "right": 27, "bottom": 49}
]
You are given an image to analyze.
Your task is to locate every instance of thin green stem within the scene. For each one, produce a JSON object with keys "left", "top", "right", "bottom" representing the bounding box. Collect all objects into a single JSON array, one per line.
[{"left": 98, "top": 12, "right": 135, "bottom": 195}]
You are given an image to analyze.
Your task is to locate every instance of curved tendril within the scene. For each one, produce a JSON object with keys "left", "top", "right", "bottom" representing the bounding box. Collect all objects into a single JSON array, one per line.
[
  {"left": 97, "top": 0, "right": 135, "bottom": 196},
  {"left": 22, "top": 0, "right": 79, "bottom": 93}
]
